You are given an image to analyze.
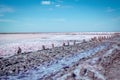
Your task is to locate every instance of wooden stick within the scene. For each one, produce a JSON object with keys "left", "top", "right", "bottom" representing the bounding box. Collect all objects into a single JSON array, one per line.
[
  {"left": 73, "top": 41, "right": 76, "bottom": 45},
  {"left": 42, "top": 45, "right": 45, "bottom": 50},
  {"left": 63, "top": 42, "right": 65, "bottom": 46},
  {"left": 52, "top": 44, "right": 54, "bottom": 48},
  {"left": 17, "top": 47, "right": 22, "bottom": 54},
  {"left": 67, "top": 41, "right": 70, "bottom": 46}
]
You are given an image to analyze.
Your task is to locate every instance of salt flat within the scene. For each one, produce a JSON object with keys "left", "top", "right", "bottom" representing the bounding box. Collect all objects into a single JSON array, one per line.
[
  {"left": 0, "top": 32, "right": 120, "bottom": 80},
  {"left": 0, "top": 32, "right": 112, "bottom": 57}
]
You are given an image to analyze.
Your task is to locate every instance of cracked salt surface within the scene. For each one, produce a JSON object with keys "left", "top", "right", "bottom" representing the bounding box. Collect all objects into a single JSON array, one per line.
[{"left": 4, "top": 43, "right": 109, "bottom": 80}]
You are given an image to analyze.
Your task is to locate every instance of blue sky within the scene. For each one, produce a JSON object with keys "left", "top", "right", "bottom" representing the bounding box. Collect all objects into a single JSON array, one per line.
[{"left": 0, "top": 0, "right": 120, "bottom": 32}]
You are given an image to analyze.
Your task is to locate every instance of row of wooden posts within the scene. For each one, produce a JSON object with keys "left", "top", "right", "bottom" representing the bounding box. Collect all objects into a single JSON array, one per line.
[
  {"left": 42, "top": 41, "right": 72, "bottom": 50},
  {"left": 17, "top": 41, "right": 76, "bottom": 54},
  {"left": 17, "top": 35, "right": 114, "bottom": 54},
  {"left": 38, "top": 35, "right": 113, "bottom": 50},
  {"left": 90, "top": 36, "right": 113, "bottom": 42}
]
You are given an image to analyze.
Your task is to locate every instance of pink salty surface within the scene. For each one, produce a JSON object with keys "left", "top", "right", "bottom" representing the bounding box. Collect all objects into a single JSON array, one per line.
[{"left": 0, "top": 33, "right": 111, "bottom": 57}]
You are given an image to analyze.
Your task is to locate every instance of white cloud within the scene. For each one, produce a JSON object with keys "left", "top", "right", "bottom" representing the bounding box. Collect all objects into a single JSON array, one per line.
[
  {"left": 55, "top": 4, "right": 61, "bottom": 7},
  {"left": 0, "top": 19, "right": 16, "bottom": 23},
  {"left": 55, "top": 4, "right": 73, "bottom": 9},
  {"left": 0, "top": 5, "right": 14, "bottom": 13},
  {"left": 41, "top": 1, "right": 51, "bottom": 5}
]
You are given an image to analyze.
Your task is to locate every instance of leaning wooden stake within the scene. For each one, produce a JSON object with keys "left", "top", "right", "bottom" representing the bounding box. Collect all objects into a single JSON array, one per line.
[
  {"left": 67, "top": 41, "right": 70, "bottom": 46},
  {"left": 73, "top": 41, "right": 76, "bottom": 45},
  {"left": 52, "top": 44, "right": 54, "bottom": 48},
  {"left": 17, "top": 47, "right": 22, "bottom": 54},
  {"left": 83, "top": 39, "right": 86, "bottom": 43},
  {"left": 63, "top": 42, "right": 65, "bottom": 46},
  {"left": 42, "top": 45, "right": 45, "bottom": 50},
  {"left": 97, "top": 37, "right": 100, "bottom": 42}
]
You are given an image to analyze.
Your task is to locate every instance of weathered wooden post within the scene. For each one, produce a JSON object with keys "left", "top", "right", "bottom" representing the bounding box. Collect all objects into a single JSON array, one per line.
[
  {"left": 97, "top": 36, "right": 100, "bottom": 42},
  {"left": 101, "top": 36, "right": 103, "bottom": 40},
  {"left": 42, "top": 45, "right": 45, "bottom": 50},
  {"left": 96, "top": 37, "right": 98, "bottom": 42},
  {"left": 52, "top": 43, "right": 54, "bottom": 48},
  {"left": 94, "top": 37, "right": 97, "bottom": 41},
  {"left": 103, "top": 36, "right": 105, "bottom": 40},
  {"left": 94, "top": 37, "right": 96, "bottom": 43},
  {"left": 107, "top": 36, "right": 109, "bottom": 39},
  {"left": 83, "top": 39, "right": 86, "bottom": 43},
  {"left": 98, "top": 37, "right": 101, "bottom": 42},
  {"left": 108, "top": 36, "right": 110, "bottom": 39},
  {"left": 110, "top": 36, "right": 112, "bottom": 39},
  {"left": 73, "top": 40, "right": 76, "bottom": 45},
  {"left": 67, "top": 41, "right": 70, "bottom": 46},
  {"left": 17, "top": 47, "right": 22, "bottom": 54},
  {"left": 62, "top": 42, "right": 65, "bottom": 50},
  {"left": 63, "top": 42, "right": 65, "bottom": 46},
  {"left": 100, "top": 36, "right": 102, "bottom": 42},
  {"left": 91, "top": 38, "right": 94, "bottom": 42},
  {"left": 104, "top": 36, "right": 106, "bottom": 40}
]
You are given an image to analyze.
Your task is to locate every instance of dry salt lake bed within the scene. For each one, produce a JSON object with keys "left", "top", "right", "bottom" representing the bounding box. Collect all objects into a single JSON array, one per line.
[{"left": 0, "top": 32, "right": 120, "bottom": 80}]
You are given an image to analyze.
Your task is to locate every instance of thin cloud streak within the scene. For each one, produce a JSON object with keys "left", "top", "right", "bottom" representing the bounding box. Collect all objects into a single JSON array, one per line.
[
  {"left": 0, "top": 5, "right": 14, "bottom": 13},
  {"left": 0, "top": 19, "right": 16, "bottom": 23},
  {"left": 41, "top": 1, "right": 51, "bottom": 5},
  {"left": 106, "top": 7, "right": 120, "bottom": 13},
  {"left": 106, "top": 7, "right": 115, "bottom": 12}
]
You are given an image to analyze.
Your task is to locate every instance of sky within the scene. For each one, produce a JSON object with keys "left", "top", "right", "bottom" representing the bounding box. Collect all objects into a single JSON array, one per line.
[{"left": 0, "top": 0, "right": 120, "bottom": 32}]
